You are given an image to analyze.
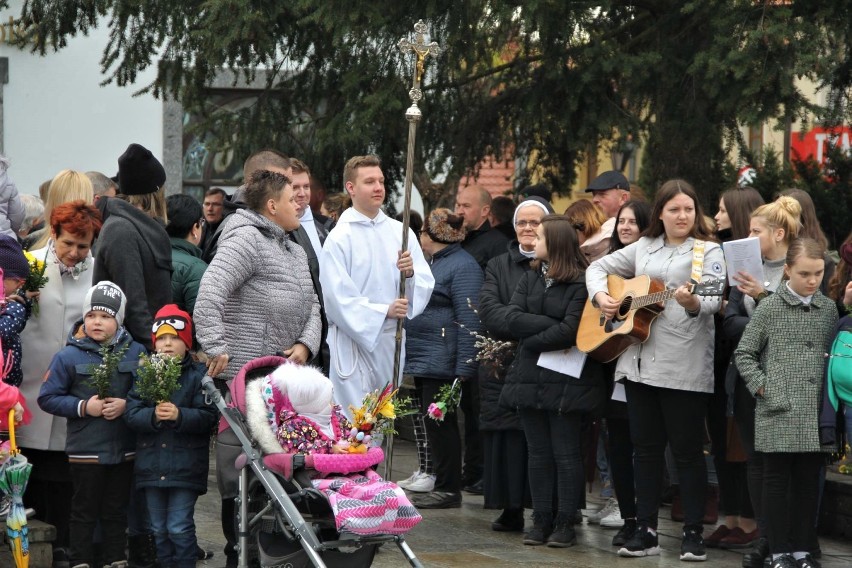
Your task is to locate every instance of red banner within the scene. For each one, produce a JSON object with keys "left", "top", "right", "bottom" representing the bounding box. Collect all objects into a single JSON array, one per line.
[{"left": 790, "top": 126, "right": 852, "bottom": 165}]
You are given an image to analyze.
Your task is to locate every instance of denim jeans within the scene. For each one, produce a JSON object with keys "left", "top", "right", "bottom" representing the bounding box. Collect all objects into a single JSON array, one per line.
[
  {"left": 145, "top": 487, "right": 200, "bottom": 568},
  {"left": 519, "top": 408, "right": 583, "bottom": 517}
]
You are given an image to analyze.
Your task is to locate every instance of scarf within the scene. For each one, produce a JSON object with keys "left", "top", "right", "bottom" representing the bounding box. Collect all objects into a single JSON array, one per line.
[{"left": 49, "top": 239, "right": 92, "bottom": 280}]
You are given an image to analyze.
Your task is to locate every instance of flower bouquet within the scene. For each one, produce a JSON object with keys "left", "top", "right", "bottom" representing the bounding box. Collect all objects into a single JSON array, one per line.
[
  {"left": 22, "top": 249, "right": 49, "bottom": 315},
  {"left": 339, "top": 383, "right": 414, "bottom": 454},
  {"left": 134, "top": 353, "right": 182, "bottom": 405},
  {"left": 87, "top": 344, "right": 129, "bottom": 399},
  {"left": 426, "top": 378, "right": 462, "bottom": 422}
]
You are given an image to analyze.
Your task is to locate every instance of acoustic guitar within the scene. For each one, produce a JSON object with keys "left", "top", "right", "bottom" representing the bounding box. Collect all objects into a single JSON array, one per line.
[{"left": 577, "top": 274, "right": 726, "bottom": 363}]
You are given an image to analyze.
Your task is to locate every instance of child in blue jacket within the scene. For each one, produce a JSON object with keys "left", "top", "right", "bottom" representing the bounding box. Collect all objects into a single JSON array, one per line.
[
  {"left": 0, "top": 235, "right": 32, "bottom": 387},
  {"left": 38, "top": 281, "right": 146, "bottom": 568},
  {"left": 125, "top": 305, "right": 217, "bottom": 568}
]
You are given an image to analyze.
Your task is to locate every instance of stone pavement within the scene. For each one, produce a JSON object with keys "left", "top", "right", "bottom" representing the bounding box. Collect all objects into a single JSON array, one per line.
[{"left": 195, "top": 439, "right": 852, "bottom": 568}]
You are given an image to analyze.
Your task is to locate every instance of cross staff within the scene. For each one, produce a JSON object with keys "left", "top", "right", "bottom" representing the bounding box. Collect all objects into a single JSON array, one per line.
[{"left": 386, "top": 20, "right": 440, "bottom": 480}]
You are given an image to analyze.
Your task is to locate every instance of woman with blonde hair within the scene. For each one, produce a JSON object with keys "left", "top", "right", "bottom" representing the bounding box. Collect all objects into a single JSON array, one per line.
[{"left": 32, "top": 169, "right": 94, "bottom": 248}]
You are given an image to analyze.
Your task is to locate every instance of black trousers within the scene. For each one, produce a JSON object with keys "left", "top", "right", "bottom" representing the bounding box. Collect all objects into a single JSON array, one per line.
[
  {"left": 519, "top": 408, "right": 584, "bottom": 517},
  {"left": 22, "top": 448, "right": 73, "bottom": 549},
  {"left": 460, "top": 376, "right": 483, "bottom": 484},
  {"left": 708, "top": 370, "right": 753, "bottom": 518},
  {"left": 606, "top": 413, "right": 637, "bottom": 519},
  {"left": 625, "top": 381, "right": 708, "bottom": 529},
  {"left": 762, "top": 452, "right": 823, "bottom": 555},
  {"left": 69, "top": 461, "right": 134, "bottom": 566},
  {"left": 734, "top": 376, "right": 766, "bottom": 534},
  {"left": 416, "top": 377, "right": 462, "bottom": 493}
]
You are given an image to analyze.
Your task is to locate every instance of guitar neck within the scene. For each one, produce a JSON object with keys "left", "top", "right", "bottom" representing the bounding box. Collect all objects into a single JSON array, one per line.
[{"left": 631, "top": 287, "right": 682, "bottom": 310}]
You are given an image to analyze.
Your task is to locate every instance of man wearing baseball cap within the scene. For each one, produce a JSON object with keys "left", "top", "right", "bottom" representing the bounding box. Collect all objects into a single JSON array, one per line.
[{"left": 580, "top": 171, "right": 632, "bottom": 261}]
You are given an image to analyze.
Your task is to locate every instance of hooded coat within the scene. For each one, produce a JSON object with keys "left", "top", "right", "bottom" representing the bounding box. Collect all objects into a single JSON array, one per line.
[
  {"left": 94, "top": 197, "right": 173, "bottom": 350},
  {"left": 125, "top": 355, "right": 217, "bottom": 493},
  {"left": 499, "top": 268, "right": 606, "bottom": 415},
  {"left": 194, "top": 209, "right": 322, "bottom": 382},
  {"left": 38, "top": 324, "right": 146, "bottom": 464}
]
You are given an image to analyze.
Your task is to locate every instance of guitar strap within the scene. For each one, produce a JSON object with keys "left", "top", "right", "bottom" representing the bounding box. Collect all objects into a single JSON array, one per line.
[{"left": 690, "top": 239, "right": 706, "bottom": 284}]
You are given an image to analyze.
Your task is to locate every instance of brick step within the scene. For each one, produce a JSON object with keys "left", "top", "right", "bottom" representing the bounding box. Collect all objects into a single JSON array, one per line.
[{"left": 0, "top": 518, "right": 55, "bottom": 568}]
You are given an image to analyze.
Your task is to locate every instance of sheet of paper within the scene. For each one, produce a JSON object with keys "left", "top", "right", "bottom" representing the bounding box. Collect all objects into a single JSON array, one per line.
[
  {"left": 611, "top": 381, "right": 627, "bottom": 402},
  {"left": 722, "top": 236, "right": 765, "bottom": 287},
  {"left": 537, "top": 347, "right": 587, "bottom": 378}
]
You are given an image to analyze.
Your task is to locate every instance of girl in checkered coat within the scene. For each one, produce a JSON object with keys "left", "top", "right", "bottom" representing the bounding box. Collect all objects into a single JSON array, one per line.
[{"left": 735, "top": 238, "right": 839, "bottom": 568}]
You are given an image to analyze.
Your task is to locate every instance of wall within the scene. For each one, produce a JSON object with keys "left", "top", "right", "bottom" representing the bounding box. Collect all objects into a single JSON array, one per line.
[{"left": 0, "top": 2, "right": 163, "bottom": 195}]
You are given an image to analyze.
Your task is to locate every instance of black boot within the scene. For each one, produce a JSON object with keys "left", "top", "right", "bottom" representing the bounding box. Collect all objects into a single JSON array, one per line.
[
  {"left": 127, "top": 534, "right": 159, "bottom": 568},
  {"left": 522, "top": 511, "right": 553, "bottom": 545},
  {"left": 491, "top": 508, "right": 524, "bottom": 532},
  {"left": 547, "top": 512, "right": 577, "bottom": 548},
  {"left": 742, "top": 536, "right": 769, "bottom": 568}
]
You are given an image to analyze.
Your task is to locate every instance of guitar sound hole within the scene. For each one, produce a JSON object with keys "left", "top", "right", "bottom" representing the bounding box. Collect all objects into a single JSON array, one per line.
[{"left": 617, "top": 296, "right": 633, "bottom": 319}]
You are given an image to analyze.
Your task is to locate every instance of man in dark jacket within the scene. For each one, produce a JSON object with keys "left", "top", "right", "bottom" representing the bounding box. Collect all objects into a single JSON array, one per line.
[
  {"left": 94, "top": 143, "right": 172, "bottom": 352},
  {"left": 453, "top": 184, "right": 508, "bottom": 492},
  {"left": 199, "top": 187, "right": 227, "bottom": 255},
  {"left": 165, "top": 195, "right": 208, "bottom": 317},
  {"left": 455, "top": 185, "right": 510, "bottom": 271}
]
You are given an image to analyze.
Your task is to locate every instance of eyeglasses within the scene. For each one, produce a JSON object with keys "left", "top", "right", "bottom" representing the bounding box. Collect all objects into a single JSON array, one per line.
[{"left": 515, "top": 220, "right": 541, "bottom": 229}]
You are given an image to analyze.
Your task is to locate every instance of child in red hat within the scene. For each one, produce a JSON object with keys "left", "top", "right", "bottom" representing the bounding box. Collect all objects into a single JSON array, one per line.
[{"left": 125, "top": 305, "right": 217, "bottom": 568}]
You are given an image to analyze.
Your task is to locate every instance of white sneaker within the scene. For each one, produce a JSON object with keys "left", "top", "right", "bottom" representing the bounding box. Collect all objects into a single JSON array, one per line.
[
  {"left": 600, "top": 502, "right": 624, "bottom": 528},
  {"left": 587, "top": 497, "right": 619, "bottom": 524},
  {"left": 396, "top": 470, "right": 421, "bottom": 489},
  {"left": 405, "top": 472, "right": 436, "bottom": 493}
]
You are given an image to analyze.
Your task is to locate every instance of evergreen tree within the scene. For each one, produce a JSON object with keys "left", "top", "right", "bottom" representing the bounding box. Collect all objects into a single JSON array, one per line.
[{"left": 13, "top": 1, "right": 852, "bottom": 208}]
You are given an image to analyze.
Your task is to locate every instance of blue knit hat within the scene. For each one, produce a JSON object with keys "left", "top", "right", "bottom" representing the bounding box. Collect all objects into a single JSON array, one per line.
[{"left": 0, "top": 235, "right": 30, "bottom": 280}]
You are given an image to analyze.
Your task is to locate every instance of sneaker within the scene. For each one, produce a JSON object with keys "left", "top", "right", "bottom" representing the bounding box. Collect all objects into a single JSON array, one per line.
[
  {"left": 546, "top": 513, "right": 576, "bottom": 548},
  {"left": 719, "top": 527, "right": 758, "bottom": 549},
  {"left": 768, "top": 555, "right": 798, "bottom": 568},
  {"left": 522, "top": 511, "right": 553, "bottom": 546},
  {"left": 463, "top": 479, "right": 484, "bottom": 494},
  {"left": 409, "top": 491, "right": 461, "bottom": 509},
  {"left": 680, "top": 527, "right": 707, "bottom": 562},
  {"left": 600, "top": 503, "right": 625, "bottom": 528},
  {"left": 618, "top": 525, "right": 661, "bottom": 557},
  {"left": 405, "top": 472, "right": 436, "bottom": 493},
  {"left": 612, "top": 520, "right": 637, "bottom": 547},
  {"left": 704, "top": 525, "right": 731, "bottom": 548},
  {"left": 796, "top": 554, "right": 821, "bottom": 568},
  {"left": 588, "top": 497, "right": 619, "bottom": 524},
  {"left": 397, "top": 470, "right": 422, "bottom": 489}
]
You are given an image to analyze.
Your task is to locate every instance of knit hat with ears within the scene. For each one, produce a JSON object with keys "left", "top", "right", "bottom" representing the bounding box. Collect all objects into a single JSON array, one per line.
[
  {"left": 152, "top": 304, "right": 193, "bottom": 349},
  {"left": 424, "top": 208, "right": 466, "bottom": 244},
  {"left": 82, "top": 281, "right": 127, "bottom": 326}
]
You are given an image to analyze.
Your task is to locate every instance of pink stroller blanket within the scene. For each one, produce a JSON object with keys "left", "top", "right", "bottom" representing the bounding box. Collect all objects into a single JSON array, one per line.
[{"left": 312, "top": 469, "right": 422, "bottom": 536}]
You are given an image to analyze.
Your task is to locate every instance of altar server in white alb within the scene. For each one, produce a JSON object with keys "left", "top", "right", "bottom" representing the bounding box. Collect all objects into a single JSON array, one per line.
[{"left": 320, "top": 155, "right": 434, "bottom": 418}]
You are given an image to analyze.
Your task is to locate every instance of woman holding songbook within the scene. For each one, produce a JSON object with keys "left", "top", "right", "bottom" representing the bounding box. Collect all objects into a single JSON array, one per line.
[{"left": 586, "top": 180, "right": 724, "bottom": 561}]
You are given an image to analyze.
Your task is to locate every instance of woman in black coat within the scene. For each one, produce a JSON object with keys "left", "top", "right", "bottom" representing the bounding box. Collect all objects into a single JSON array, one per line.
[
  {"left": 500, "top": 215, "right": 606, "bottom": 548},
  {"left": 478, "top": 198, "right": 552, "bottom": 532}
]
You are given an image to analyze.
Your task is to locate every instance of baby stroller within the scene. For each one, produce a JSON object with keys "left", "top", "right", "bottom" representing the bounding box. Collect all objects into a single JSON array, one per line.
[{"left": 203, "top": 355, "right": 424, "bottom": 568}]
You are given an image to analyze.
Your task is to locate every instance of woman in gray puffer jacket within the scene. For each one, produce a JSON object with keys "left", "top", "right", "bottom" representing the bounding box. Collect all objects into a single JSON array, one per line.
[{"left": 195, "top": 170, "right": 322, "bottom": 382}]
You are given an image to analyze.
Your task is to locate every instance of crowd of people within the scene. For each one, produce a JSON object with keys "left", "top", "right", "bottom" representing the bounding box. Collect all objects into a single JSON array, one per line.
[{"left": 0, "top": 143, "right": 849, "bottom": 568}]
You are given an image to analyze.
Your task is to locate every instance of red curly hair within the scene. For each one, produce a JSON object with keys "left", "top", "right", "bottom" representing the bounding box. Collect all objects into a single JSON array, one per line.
[{"left": 50, "top": 200, "right": 103, "bottom": 240}]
